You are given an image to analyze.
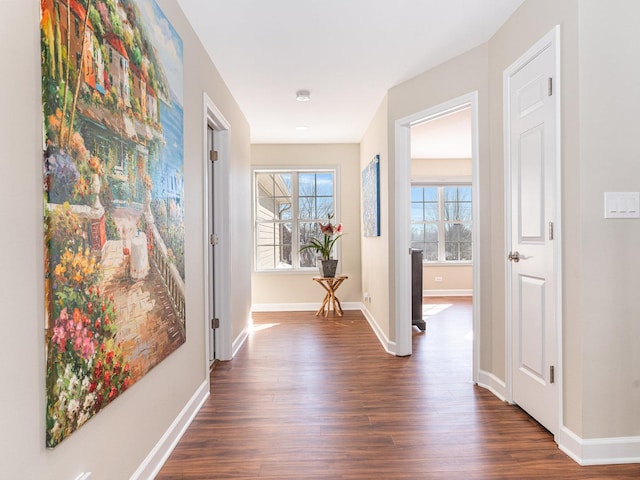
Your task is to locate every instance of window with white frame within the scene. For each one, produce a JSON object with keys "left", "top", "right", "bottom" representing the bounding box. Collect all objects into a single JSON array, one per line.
[
  {"left": 254, "top": 169, "right": 337, "bottom": 271},
  {"left": 411, "top": 184, "right": 472, "bottom": 263}
]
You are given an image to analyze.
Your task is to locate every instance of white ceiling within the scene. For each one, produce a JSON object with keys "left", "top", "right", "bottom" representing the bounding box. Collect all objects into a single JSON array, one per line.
[{"left": 176, "top": 0, "right": 524, "bottom": 144}]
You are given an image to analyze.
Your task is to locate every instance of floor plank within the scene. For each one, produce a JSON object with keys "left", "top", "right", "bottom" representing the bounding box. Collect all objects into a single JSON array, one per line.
[{"left": 157, "top": 299, "right": 640, "bottom": 479}]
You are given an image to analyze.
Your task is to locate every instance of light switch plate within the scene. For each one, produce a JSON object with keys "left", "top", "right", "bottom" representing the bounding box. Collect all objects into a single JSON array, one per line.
[{"left": 604, "top": 192, "right": 640, "bottom": 218}]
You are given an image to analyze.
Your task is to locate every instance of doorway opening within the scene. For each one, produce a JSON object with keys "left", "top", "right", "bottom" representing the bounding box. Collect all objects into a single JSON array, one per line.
[
  {"left": 409, "top": 106, "right": 474, "bottom": 380},
  {"left": 394, "top": 92, "right": 480, "bottom": 384}
]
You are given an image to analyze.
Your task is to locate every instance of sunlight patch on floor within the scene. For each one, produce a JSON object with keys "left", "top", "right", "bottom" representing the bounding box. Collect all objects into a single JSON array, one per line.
[
  {"left": 422, "top": 303, "right": 453, "bottom": 317},
  {"left": 251, "top": 323, "right": 279, "bottom": 333}
]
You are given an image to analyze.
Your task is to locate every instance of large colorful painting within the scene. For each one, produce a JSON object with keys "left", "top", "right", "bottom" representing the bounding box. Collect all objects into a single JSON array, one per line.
[{"left": 41, "top": 0, "right": 185, "bottom": 447}]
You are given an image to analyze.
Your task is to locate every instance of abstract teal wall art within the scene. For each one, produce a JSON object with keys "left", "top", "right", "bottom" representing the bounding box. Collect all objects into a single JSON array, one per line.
[{"left": 362, "top": 155, "right": 381, "bottom": 237}]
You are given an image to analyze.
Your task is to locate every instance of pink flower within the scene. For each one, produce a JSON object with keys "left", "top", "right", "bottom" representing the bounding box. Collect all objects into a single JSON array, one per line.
[
  {"left": 52, "top": 324, "right": 67, "bottom": 350},
  {"left": 335, "top": 223, "right": 343, "bottom": 234},
  {"left": 319, "top": 222, "right": 333, "bottom": 234},
  {"left": 81, "top": 337, "right": 95, "bottom": 359}
]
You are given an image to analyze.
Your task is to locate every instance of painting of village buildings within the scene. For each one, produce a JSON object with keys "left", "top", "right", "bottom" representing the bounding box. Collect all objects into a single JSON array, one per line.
[{"left": 40, "top": 0, "right": 185, "bottom": 447}]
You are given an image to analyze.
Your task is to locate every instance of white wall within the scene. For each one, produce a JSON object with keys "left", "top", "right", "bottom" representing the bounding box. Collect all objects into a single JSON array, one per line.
[
  {"left": 578, "top": 0, "right": 640, "bottom": 439},
  {"left": 360, "top": 97, "right": 392, "bottom": 341},
  {"left": 0, "top": 1, "right": 251, "bottom": 478},
  {"left": 251, "top": 144, "right": 362, "bottom": 307},
  {"left": 386, "top": 44, "right": 491, "bottom": 355}
]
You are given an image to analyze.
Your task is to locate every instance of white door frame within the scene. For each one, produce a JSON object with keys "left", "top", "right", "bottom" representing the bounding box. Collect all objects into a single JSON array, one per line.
[
  {"left": 394, "top": 91, "right": 481, "bottom": 383},
  {"left": 203, "top": 93, "right": 232, "bottom": 367},
  {"left": 503, "top": 26, "right": 563, "bottom": 434}
]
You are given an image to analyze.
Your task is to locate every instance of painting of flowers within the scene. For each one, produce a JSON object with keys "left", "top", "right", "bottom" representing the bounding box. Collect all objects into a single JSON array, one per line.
[{"left": 41, "top": 0, "right": 185, "bottom": 447}]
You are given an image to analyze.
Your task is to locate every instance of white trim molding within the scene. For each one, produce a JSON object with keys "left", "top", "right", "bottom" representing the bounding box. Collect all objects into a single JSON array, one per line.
[
  {"left": 477, "top": 370, "right": 507, "bottom": 402},
  {"left": 360, "top": 304, "right": 396, "bottom": 355},
  {"left": 394, "top": 91, "right": 481, "bottom": 378},
  {"left": 558, "top": 427, "right": 640, "bottom": 465},
  {"left": 203, "top": 93, "right": 232, "bottom": 362},
  {"left": 130, "top": 380, "right": 209, "bottom": 480},
  {"left": 231, "top": 323, "right": 251, "bottom": 359}
]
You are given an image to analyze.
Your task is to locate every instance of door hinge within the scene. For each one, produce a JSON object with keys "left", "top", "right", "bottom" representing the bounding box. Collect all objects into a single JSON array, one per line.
[
  {"left": 210, "top": 233, "right": 219, "bottom": 246},
  {"left": 211, "top": 318, "right": 220, "bottom": 329},
  {"left": 549, "top": 221, "right": 554, "bottom": 240},
  {"left": 548, "top": 77, "right": 553, "bottom": 96},
  {"left": 550, "top": 365, "right": 555, "bottom": 384},
  {"left": 210, "top": 150, "right": 219, "bottom": 162}
]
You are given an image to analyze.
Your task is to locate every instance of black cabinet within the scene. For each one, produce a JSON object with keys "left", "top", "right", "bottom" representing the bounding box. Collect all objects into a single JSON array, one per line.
[{"left": 411, "top": 249, "right": 426, "bottom": 331}]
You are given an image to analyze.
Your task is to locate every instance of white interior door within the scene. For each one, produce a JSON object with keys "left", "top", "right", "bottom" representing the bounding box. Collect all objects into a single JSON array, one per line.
[
  {"left": 506, "top": 28, "right": 560, "bottom": 434},
  {"left": 207, "top": 123, "right": 216, "bottom": 363}
]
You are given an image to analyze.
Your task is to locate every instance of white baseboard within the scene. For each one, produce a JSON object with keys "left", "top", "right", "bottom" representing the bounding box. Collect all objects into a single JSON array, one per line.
[
  {"left": 360, "top": 303, "right": 396, "bottom": 355},
  {"left": 423, "top": 289, "right": 473, "bottom": 297},
  {"left": 251, "top": 302, "right": 361, "bottom": 312},
  {"left": 130, "top": 379, "right": 209, "bottom": 480},
  {"left": 232, "top": 323, "right": 251, "bottom": 358},
  {"left": 476, "top": 369, "right": 507, "bottom": 401},
  {"left": 558, "top": 426, "right": 640, "bottom": 465},
  {"left": 474, "top": 374, "right": 640, "bottom": 466}
]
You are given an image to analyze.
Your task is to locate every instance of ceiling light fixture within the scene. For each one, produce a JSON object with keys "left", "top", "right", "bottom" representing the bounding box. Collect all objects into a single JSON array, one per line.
[{"left": 295, "top": 90, "right": 311, "bottom": 102}]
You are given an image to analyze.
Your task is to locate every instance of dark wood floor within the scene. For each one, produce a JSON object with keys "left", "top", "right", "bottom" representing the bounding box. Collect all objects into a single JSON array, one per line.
[{"left": 157, "top": 298, "right": 640, "bottom": 479}]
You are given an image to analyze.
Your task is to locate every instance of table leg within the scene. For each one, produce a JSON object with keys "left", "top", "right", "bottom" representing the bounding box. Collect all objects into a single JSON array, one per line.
[{"left": 315, "top": 293, "right": 330, "bottom": 316}]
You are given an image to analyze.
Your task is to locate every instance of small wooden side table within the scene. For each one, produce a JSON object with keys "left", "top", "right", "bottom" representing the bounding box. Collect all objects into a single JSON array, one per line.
[{"left": 313, "top": 275, "right": 348, "bottom": 317}]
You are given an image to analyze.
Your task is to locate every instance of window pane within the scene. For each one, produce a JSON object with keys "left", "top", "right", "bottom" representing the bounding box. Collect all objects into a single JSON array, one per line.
[
  {"left": 424, "top": 187, "right": 438, "bottom": 202},
  {"left": 316, "top": 197, "right": 334, "bottom": 219},
  {"left": 412, "top": 186, "right": 438, "bottom": 221},
  {"left": 256, "top": 246, "right": 275, "bottom": 270},
  {"left": 278, "top": 202, "right": 292, "bottom": 220},
  {"left": 299, "top": 222, "right": 322, "bottom": 267},
  {"left": 424, "top": 242, "right": 438, "bottom": 261},
  {"left": 298, "top": 196, "right": 316, "bottom": 219},
  {"left": 298, "top": 173, "right": 316, "bottom": 196},
  {"left": 445, "top": 223, "right": 461, "bottom": 242},
  {"left": 411, "top": 203, "right": 423, "bottom": 222},
  {"left": 256, "top": 222, "right": 276, "bottom": 246},
  {"left": 256, "top": 173, "right": 292, "bottom": 222},
  {"left": 444, "top": 186, "right": 472, "bottom": 221},
  {"left": 256, "top": 222, "right": 292, "bottom": 268},
  {"left": 424, "top": 202, "right": 439, "bottom": 221},
  {"left": 425, "top": 224, "right": 438, "bottom": 242},
  {"left": 411, "top": 225, "right": 424, "bottom": 243},
  {"left": 316, "top": 172, "right": 334, "bottom": 196},
  {"left": 445, "top": 223, "right": 472, "bottom": 261}
]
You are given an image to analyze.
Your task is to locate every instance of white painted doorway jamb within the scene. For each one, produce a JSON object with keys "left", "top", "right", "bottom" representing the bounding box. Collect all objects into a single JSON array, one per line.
[
  {"left": 203, "top": 93, "right": 232, "bottom": 366},
  {"left": 503, "top": 25, "right": 563, "bottom": 437},
  {"left": 394, "top": 91, "right": 481, "bottom": 383}
]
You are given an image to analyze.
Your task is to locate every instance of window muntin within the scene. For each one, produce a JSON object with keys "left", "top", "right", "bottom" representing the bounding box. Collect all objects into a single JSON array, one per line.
[
  {"left": 411, "top": 185, "right": 472, "bottom": 263},
  {"left": 254, "top": 169, "right": 336, "bottom": 271}
]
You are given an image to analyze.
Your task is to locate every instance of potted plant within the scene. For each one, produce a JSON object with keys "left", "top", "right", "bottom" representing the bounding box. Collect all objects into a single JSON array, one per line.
[{"left": 300, "top": 213, "right": 343, "bottom": 277}]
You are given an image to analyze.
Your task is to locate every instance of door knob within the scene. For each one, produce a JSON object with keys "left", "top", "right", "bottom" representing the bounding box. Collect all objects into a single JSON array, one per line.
[{"left": 508, "top": 251, "right": 521, "bottom": 262}]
